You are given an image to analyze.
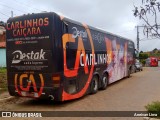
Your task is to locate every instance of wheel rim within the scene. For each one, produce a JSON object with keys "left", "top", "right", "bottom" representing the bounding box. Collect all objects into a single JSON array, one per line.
[
  {"left": 103, "top": 76, "right": 107, "bottom": 86},
  {"left": 93, "top": 78, "right": 98, "bottom": 91}
]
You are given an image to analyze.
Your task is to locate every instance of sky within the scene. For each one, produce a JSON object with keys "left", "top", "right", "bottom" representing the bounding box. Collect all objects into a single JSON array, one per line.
[{"left": 0, "top": 0, "right": 160, "bottom": 52}]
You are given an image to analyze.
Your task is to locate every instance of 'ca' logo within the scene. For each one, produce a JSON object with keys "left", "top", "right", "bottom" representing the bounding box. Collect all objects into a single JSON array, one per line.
[{"left": 14, "top": 73, "right": 44, "bottom": 98}]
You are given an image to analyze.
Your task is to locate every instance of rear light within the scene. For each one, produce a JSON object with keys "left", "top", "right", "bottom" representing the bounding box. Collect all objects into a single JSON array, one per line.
[
  {"left": 52, "top": 74, "right": 61, "bottom": 87},
  {"left": 52, "top": 76, "right": 60, "bottom": 81}
]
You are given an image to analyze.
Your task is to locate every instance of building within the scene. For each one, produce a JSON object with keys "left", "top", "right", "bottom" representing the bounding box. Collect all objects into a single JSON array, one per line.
[{"left": 0, "top": 23, "right": 6, "bottom": 67}]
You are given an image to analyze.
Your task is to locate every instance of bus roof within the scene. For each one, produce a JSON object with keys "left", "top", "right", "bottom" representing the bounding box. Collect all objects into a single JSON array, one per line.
[{"left": 60, "top": 14, "right": 134, "bottom": 43}]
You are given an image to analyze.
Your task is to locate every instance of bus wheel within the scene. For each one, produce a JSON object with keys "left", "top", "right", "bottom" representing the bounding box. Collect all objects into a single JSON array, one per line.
[
  {"left": 101, "top": 73, "right": 108, "bottom": 90},
  {"left": 128, "top": 69, "right": 131, "bottom": 78},
  {"left": 90, "top": 76, "right": 98, "bottom": 94}
]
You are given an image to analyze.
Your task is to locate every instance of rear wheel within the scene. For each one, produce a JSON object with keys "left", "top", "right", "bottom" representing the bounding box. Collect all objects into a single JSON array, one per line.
[
  {"left": 128, "top": 68, "right": 131, "bottom": 78},
  {"left": 101, "top": 73, "right": 108, "bottom": 90},
  {"left": 90, "top": 76, "right": 98, "bottom": 94},
  {"left": 134, "top": 66, "right": 137, "bottom": 73}
]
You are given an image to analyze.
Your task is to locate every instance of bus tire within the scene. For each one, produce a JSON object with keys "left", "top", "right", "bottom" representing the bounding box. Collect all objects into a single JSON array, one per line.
[
  {"left": 134, "top": 66, "right": 137, "bottom": 73},
  {"left": 101, "top": 73, "right": 108, "bottom": 90},
  {"left": 128, "top": 69, "right": 131, "bottom": 78},
  {"left": 90, "top": 76, "right": 98, "bottom": 94}
]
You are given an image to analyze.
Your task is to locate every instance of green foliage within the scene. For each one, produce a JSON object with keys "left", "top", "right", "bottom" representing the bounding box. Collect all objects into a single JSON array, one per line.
[
  {"left": 143, "top": 48, "right": 160, "bottom": 60},
  {"left": 0, "top": 67, "right": 7, "bottom": 93},
  {"left": 145, "top": 101, "right": 160, "bottom": 118},
  {"left": 149, "top": 53, "right": 160, "bottom": 57},
  {"left": 139, "top": 53, "right": 149, "bottom": 59},
  {"left": 0, "top": 67, "right": 6, "bottom": 73},
  {"left": 140, "top": 59, "right": 146, "bottom": 66},
  {"left": 146, "top": 101, "right": 160, "bottom": 112},
  {"left": 153, "top": 48, "right": 158, "bottom": 53},
  {"left": 140, "top": 51, "right": 143, "bottom": 53}
]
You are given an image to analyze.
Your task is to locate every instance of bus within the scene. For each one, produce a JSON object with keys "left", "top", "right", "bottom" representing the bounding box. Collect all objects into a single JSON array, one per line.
[
  {"left": 6, "top": 12, "right": 136, "bottom": 101},
  {"left": 146, "top": 57, "right": 158, "bottom": 67}
]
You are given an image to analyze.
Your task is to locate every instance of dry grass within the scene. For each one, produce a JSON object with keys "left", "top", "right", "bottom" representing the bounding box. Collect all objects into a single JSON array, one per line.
[{"left": 0, "top": 68, "right": 7, "bottom": 93}]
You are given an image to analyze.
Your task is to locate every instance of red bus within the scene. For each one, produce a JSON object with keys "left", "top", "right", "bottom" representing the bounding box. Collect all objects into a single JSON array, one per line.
[
  {"left": 146, "top": 57, "right": 158, "bottom": 67},
  {"left": 6, "top": 12, "right": 136, "bottom": 101}
]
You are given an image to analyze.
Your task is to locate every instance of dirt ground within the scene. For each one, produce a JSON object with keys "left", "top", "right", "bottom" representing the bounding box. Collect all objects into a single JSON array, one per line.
[{"left": 0, "top": 72, "right": 7, "bottom": 94}]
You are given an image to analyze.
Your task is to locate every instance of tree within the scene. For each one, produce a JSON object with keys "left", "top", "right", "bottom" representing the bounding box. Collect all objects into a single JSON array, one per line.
[
  {"left": 0, "top": 21, "right": 5, "bottom": 27},
  {"left": 140, "top": 50, "right": 144, "bottom": 53},
  {"left": 139, "top": 53, "right": 149, "bottom": 59},
  {"left": 133, "top": 0, "right": 160, "bottom": 38},
  {"left": 153, "top": 48, "right": 158, "bottom": 53}
]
